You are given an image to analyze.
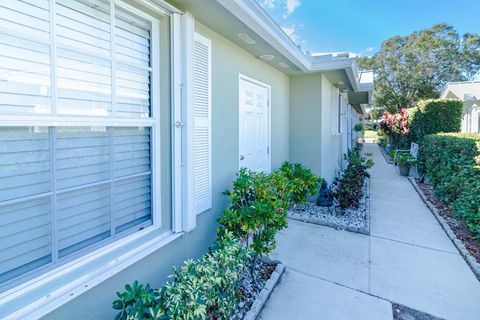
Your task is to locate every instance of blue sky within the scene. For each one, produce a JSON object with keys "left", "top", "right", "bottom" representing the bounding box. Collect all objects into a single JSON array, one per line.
[{"left": 257, "top": 0, "right": 480, "bottom": 56}]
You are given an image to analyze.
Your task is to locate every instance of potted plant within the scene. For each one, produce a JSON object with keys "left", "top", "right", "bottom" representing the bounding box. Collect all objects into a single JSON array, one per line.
[
  {"left": 395, "top": 152, "right": 417, "bottom": 176},
  {"left": 353, "top": 123, "right": 364, "bottom": 133}
]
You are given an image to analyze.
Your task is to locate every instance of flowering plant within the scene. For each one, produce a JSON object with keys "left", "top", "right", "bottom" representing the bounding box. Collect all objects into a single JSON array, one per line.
[
  {"left": 380, "top": 108, "right": 409, "bottom": 135},
  {"left": 380, "top": 108, "right": 409, "bottom": 148}
]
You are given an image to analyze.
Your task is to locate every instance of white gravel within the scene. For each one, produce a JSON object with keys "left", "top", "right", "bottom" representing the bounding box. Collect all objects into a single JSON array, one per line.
[{"left": 288, "top": 179, "right": 370, "bottom": 235}]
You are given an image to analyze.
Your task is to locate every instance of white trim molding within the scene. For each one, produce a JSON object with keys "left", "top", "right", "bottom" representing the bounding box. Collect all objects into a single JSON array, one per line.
[{"left": 1, "top": 229, "right": 182, "bottom": 320}]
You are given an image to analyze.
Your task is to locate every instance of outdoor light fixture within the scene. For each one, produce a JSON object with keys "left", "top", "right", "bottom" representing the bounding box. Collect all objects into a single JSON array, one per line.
[
  {"left": 260, "top": 54, "right": 275, "bottom": 61},
  {"left": 238, "top": 33, "right": 256, "bottom": 44},
  {"left": 278, "top": 62, "right": 289, "bottom": 68}
]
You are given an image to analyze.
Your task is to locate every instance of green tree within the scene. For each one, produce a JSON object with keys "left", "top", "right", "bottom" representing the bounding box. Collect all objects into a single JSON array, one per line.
[{"left": 358, "top": 24, "right": 480, "bottom": 113}]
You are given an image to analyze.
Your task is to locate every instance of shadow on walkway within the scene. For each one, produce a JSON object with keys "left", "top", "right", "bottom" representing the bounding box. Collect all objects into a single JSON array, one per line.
[{"left": 259, "top": 143, "right": 480, "bottom": 320}]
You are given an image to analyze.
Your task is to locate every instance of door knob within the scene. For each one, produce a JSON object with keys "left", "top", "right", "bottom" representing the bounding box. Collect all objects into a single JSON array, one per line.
[{"left": 240, "top": 155, "right": 245, "bottom": 160}]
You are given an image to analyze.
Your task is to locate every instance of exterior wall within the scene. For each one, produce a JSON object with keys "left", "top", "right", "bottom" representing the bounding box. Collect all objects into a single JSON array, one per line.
[
  {"left": 462, "top": 100, "right": 480, "bottom": 133},
  {"left": 320, "top": 75, "right": 343, "bottom": 184},
  {"left": 289, "top": 74, "right": 323, "bottom": 176},
  {"left": 289, "top": 74, "right": 347, "bottom": 185},
  {"left": 42, "top": 18, "right": 290, "bottom": 320}
]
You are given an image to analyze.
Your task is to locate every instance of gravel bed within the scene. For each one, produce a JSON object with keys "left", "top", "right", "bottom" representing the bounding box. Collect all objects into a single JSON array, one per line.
[
  {"left": 231, "top": 259, "right": 276, "bottom": 320},
  {"left": 288, "top": 179, "right": 370, "bottom": 235},
  {"left": 392, "top": 304, "right": 444, "bottom": 320}
]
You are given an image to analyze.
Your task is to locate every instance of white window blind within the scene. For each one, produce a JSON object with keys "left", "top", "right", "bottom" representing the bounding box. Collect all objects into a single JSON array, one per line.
[
  {"left": 0, "top": 0, "right": 159, "bottom": 290},
  {"left": 192, "top": 33, "right": 212, "bottom": 214}
]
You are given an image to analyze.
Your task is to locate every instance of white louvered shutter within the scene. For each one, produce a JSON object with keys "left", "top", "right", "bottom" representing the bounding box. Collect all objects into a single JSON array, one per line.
[{"left": 193, "top": 33, "right": 212, "bottom": 214}]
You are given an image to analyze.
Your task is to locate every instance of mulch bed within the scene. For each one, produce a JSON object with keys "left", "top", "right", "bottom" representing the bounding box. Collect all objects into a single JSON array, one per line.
[
  {"left": 392, "top": 304, "right": 444, "bottom": 320},
  {"left": 416, "top": 181, "right": 480, "bottom": 263},
  {"left": 232, "top": 260, "right": 276, "bottom": 320}
]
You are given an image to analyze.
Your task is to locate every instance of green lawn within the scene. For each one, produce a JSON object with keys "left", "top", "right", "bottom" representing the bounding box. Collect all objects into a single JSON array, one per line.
[{"left": 364, "top": 129, "right": 380, "bottom": 140}]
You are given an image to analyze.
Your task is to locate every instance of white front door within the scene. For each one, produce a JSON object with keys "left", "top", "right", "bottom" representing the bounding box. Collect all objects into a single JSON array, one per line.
[{"left": 239, "top": 75, "right": 271, "bottom": 172}]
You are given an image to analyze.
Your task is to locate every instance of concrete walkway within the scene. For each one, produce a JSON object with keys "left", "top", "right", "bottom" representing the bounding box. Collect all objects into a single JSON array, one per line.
[{"left": 260, "top": 143, "right": 480, "bottom": 320}]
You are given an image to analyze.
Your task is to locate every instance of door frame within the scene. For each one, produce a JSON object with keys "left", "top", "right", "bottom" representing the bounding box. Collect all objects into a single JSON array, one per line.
[{"left": 238, "top": 73, "right": 272, "bottom": 172}]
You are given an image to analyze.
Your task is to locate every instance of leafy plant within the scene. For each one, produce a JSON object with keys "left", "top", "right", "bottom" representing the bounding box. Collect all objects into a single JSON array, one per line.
[
  {"left": 395, "top": 152, "right": 417, "bottom": 166},
  {"left": 113, "top": 281, "right": 160, "bottom": 320},
  {"left": 218, "top": 168, "right": 290, "bottom": 257},
  {"left": 113, "top": 233, "right": 251, "bottom": 320},
  {"left": 380, "top": 108, "right": 410, "bottom": 148},
  {"left": 420, "top": 133, "right": 480, "bottom": 239},
  {"left": 218, "top": 163, "right": 321, "bottom": 256},
  {"left": 278, "top": 162, "right": 322, "bottom": 207},
  {"left": 353, "top": 123, "right": 364, "bottom": 132},
  {"left": 331, "top": 150, "right": 373, "bottom": 211}
]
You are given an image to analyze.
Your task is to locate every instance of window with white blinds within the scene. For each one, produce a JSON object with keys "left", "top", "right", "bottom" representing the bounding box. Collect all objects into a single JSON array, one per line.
[
  {"left": 193, "top": 33, "right": 212, "bottom": 214},
  {"left": 0, "top": 0, "right": 159, "bottom": 289}
]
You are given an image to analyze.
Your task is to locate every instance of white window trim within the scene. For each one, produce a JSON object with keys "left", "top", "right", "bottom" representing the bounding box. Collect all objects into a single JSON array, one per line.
[
  {"left": 0, "top": 0, "right": 188, "bottom": 318},
  {"left": 0, "top": 228, "right": 182, "bottom": 320}
]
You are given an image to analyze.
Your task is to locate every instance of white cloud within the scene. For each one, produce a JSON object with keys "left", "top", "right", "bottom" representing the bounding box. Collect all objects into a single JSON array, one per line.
[
  {"left": 285, "top": 0, "right": 301, "bottom": 16},
  {"left": 358, "top": 46, "right": 377, "bottom": 57},
  {"left": 261, "top": 0, "right": 277, "bottom": 9},
  {"left": 282, "top": 25, "right": 297, "bottom": 42},
  {"left": 259, "top": 0, "right": 301, "bottom": 18}
]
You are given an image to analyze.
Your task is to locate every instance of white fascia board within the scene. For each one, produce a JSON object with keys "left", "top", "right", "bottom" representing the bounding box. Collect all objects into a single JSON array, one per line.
[
  {"left": 216, "top": 0, "right": 312, "bottom": 72},
  {"left": 311, "top": 58, "right": 360, "bottom": 92},
  {"left": 439, "top": 85, "right": 450, "bottom": 99}
]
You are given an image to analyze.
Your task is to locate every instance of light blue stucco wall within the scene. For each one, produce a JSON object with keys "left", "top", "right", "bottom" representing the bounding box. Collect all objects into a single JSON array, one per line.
[
  {"left": 289, "top": 74, "right": 344, "bottom": 185},
  {"left": 41, "top": 18, "right": 290, "bottom": 320},
  {"left": 320, "top": 75, "right": 343, "bottom": 184},
  {"left": 289, "top": 74, "right": 323, "bottom": 176}
]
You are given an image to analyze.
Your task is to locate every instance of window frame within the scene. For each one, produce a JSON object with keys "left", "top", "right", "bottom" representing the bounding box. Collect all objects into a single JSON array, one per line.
[{"left": 0, "top": 0, "right": 162, "bottom": 292}]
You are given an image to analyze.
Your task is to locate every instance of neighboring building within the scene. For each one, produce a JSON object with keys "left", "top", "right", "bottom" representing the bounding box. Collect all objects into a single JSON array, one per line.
[
  {"left": 0, "top": 1, "right": 372, "bottom": 319},
  {"left": 440, "top": 81, "right": 480, "bottom": 133}
]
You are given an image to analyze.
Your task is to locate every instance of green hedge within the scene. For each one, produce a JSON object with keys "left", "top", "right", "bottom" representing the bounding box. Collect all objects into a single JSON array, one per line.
[
  {"left": 408, "top": 99, "right": 463, "bottom": 143},
  {"left": 421, "top": 133, "right": 480, "bottom": 238}
]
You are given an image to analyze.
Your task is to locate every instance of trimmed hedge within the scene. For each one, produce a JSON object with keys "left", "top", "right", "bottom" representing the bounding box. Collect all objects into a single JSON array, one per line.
[
  {"left": 408, "top": 99, "right": 463, "bottom": 143},
  {"left": 421, "top": 133, "right": 480, "bottom": 238}
]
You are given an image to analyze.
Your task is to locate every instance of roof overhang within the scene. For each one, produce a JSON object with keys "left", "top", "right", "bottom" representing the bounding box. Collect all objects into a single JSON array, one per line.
[{"left": 164, "top": 0, "right": 373, "bottom": 94}]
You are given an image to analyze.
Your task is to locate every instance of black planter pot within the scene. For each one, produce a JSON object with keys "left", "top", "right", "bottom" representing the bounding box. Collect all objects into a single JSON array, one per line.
[{"left": 398, "top": 164, "right": 410, "bottom": 176}]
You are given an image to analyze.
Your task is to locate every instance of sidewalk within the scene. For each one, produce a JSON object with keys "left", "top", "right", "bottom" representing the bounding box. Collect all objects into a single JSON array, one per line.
[{"left": 259, "top": 143, "right": 480, "bottom": 320}]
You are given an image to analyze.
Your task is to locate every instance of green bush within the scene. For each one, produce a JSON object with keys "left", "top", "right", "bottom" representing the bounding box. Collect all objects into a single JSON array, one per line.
[
  {"left": 353, "top": 123, "right": 364, "bottom": 132},
  {"left": 218, "top": 163, "right": 320, "bottom": 256},
  {"left": 331, "top": 150, "right": 373, "bottom": 210},
  {"left": 218, "top": 168, "right": 291, "bottom": 256},
  {"left": 408, "top": 99, "right": 463, "bottom": 143},
  {"left": 278, "top": 162, "right": 322, "bottom": 207},
  {"left": 113, "top": 233, "right": 251, "bottom": 320},
  {"left": 420, "top": 133, "right": 480, "bottom": 238}
]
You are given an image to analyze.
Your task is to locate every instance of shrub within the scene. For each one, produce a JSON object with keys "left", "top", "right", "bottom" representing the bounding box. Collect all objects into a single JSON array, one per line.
[
  {"left": 380, "top": 108, "right": 409, "bottom": 148},
  {"left": 113, "top": 233, "right": 251, "bottom": 320},
  {"left": 278, "top": 162, "right": 322, "bottom": 207},
  {"left": 218, "top": 168, "right": 291, "bottom": 256},
  {"left": 353, "top": 123, "right": 364, "bottom": 132},
  {"left": 408, "top": 99, "right": 463, "bottom": 143},
  {"left": 331, "top": 150, "right": 373, "bottom": 210},
  {"left": 218, "top": 163, "right": 321, "bottom": 256},
  {"left": 420, "top": 133, "right": 480, "bottom": 238}
]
